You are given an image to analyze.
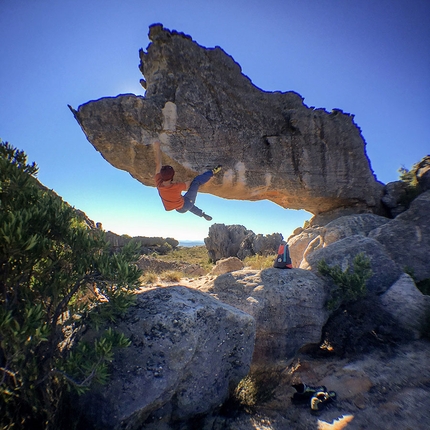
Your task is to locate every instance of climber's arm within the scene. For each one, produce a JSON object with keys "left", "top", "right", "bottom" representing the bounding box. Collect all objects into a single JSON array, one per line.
[{"left": 153, "top": 141, "right": 162, "bottom": 175}]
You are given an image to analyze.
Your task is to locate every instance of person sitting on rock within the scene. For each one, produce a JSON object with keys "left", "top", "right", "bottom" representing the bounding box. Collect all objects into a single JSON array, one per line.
[{"left": 153, "top": 140, "right": 222, "bottom": 221}]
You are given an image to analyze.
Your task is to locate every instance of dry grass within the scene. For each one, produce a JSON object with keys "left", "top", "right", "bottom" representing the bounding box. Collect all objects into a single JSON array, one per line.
[
  {"left": 243, "top": 254, "right": 276, "bottom": 270},
  {"left": 140, "top": 271, "right": 159, "bottom": 285},
  {"left": 160, "top": 270, "right": 184, "bottom": 282},
  {"left": 156, "top": 245, "right": 214, "bottom": 272}
]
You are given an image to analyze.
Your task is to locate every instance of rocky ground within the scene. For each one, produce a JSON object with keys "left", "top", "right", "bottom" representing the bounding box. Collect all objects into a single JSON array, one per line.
[
  {"left": 140, "top": 270, "right": 430, "bottom": 430},
  {"left": 213, "top": 340, "right": 430, "bottom": 430}
]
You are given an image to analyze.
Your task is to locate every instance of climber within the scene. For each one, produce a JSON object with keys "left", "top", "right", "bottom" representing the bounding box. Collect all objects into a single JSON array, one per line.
[{"left": 153, "top": 140, "right": 222, "bottom": 221}]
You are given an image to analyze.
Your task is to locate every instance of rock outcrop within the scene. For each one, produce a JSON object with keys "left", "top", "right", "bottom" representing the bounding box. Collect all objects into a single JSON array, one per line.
[
  {"left": 288, "top": 191, "right": 430, "bottom": 283},
  {"left": 204, "top": 224, "right": 282, "bottom": 262},
  {"left": 209, "top": 256, "right": 244, "bottom": 275},
  {"left": 70, "top": 188, "right": 430, "bottom": 430},
  {"left": 199, "top": 268, "right": 329, "bottom": 364},
  {"left": 105, "top": 231, "right": 179, "bottom": 254},
  {"left": 380, "top": 273, "right": 430, "bottom": 338},
  {"left": 369, "top": 190, "right": 430, "bottom": 281},
  {"left": 77, "top": 286, "right": 255, "bottom": 429},
  {"left": 70, "top": 24, "right": 383, "bottom": 217}
]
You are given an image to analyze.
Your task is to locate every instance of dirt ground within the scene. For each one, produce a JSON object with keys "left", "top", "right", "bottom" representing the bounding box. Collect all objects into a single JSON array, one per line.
[{"left": 139, "top": 276, "right": 430, "bottom": 430}]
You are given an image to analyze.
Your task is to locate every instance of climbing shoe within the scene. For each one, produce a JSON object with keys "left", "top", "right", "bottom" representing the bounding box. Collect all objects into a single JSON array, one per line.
[
  {"left": 202, "top": 213, "right": 213, "bottom": 221},
  {"left": 310, "top": 390, "right": 337, "bottom": 411},
  {"left": 291, "top": 383, "right": 327, "bottom": 404},
  {"left": 212, "top": 165, "right": 222, "bottom": 174}
]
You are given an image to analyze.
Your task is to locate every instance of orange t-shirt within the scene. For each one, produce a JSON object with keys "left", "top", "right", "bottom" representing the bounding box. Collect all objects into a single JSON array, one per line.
[{"left": 155, "top": 173, "right": 186, "bottom": 211}]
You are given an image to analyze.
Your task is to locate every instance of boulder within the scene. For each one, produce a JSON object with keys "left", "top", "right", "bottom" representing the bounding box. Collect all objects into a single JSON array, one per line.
[
  {"left": 380, "top": 273, "right": 430, "bottom": 338},
  {"left": 381, "top": 180, "right": 410, "bottom": 217},
  {"left": 369, "top": 190, "right": 430, "bottom": 281},
  {"left": 287, "top": 227, "right": 324, "bottom": 268},
  {"left": 77, "top": 286, "right": 255, "bottom": 429},
  {"left": 199, "top": 268, "right": 329, "bottom": 364},
  {"left": 322, "top": 213, "right": 389, "bottom": 245},
  {"left": 210, "top": 257, "right": 244, "bottom": 276},
  {"left": 237, "top": 232, "right": 282, "bottom": 260},
  {"left": 204, "top": 224, "right": 252, "bottom": 262},
  {"left": 70, "top": 24, "right": 383, "bottom": 217},
  {"left": 205, "top": 224, "right": 282, "bottom": 262},
  {"left": 288, "top": 214, "right": 389, "bottom": 268},
  {"left": 304, "top": 235, "right": 403, "bottom": 295}
]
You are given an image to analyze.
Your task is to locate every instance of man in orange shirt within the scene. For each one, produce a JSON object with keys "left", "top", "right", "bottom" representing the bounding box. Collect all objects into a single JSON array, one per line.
[{"left": 153, "top": 141, "right": 222, "bottom": 221}]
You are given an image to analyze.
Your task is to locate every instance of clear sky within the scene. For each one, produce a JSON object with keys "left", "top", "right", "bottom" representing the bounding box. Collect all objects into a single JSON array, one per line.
[{"left": 1, "top": 0, "right": 429, "bottom": 242}]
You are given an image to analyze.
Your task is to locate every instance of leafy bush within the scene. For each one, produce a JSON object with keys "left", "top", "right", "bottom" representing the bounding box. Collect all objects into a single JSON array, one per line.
[
  {"left": 398, "top": 155, "right": 429, "bottom": 207},
  {"left": 0, "top": 141, "right": 142, "bottom": 429},
  {"left": 318, "top": 253, "right": 372, "bottom": 311}
]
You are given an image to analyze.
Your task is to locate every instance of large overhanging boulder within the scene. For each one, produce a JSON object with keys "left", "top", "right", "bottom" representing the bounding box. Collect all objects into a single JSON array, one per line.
[{"left": 70, "top": 24, "right": 384, "bottom": 216}]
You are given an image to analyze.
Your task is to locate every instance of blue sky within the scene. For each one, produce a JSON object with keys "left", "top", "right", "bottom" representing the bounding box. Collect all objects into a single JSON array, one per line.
[{"left": 1, "top": 0, "right": 429, "bottom": 241}]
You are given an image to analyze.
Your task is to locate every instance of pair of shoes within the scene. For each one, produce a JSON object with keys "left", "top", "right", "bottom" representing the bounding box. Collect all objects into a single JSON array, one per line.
[
  {"left": 212, "top": 165, "right": 222, "bottom": 174},
  {"left": 310, "top": 390, "right": 336, "bottom": 411},
  {"left": 202, "top": 213, "right": 212, "bottom": 221},
  {"left": 291, "top": 383, "right": 327, "bottom": 404}
]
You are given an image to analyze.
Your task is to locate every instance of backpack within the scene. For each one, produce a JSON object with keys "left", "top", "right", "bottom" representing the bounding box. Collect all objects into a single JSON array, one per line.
[{"left": 273, "top": 243, "right": 293, "bottom": 269}]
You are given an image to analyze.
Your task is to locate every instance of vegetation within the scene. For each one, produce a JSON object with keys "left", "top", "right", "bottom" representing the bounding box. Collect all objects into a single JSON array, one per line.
[
  {"left": 0, "top": 141, "right": 142, "bottom": 429},
  {"left": 398, "top": 155, "right": 430, "bottom": 207},
  {"left": 243, "top": 253, "right": 276, "bottom": 270},
  {"left": 160, "top": 270, "right": 184, "bottom": 282},
  {"left": 318, "top": 253, "right": 372, "bottom": 311},
  {"left": 233, "top": 369, "right": 279, "bottom": 408},
  {"left": 156, "top": 245, "right": 213, "bottom": 272},
  {"left": 140, "top": 271, "right": 159, "bottom": 285}
]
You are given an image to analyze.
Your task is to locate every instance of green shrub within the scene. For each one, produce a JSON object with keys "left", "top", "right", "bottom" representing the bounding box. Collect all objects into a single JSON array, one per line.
[
  {"left": 398, "top": 156, "right": 429, "bottom": 207},
  {"left": 0, "top": 141, "right": 142, "bottom": 429},
  {"left": 318, "top": 253, "right": 372, "bottom": 311}
]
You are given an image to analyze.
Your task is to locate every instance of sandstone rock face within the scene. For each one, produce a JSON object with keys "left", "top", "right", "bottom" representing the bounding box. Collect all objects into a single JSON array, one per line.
[
  {"left": 369, "top": 190, "right": 430, "bottom": 281},
  {"left": 288, "top": 213, "right": 389, "bottom": 268},
  {"left": 380, "top": 274, "right": 430, "bottom": 338},
  {"left": 77, "top": 286, "right": 255, "bottom": 429},
  {"left": 210, "top": 256, "right": 244, "bottom": 275},
  {"left": 70, "top": 24, "right": 383, "bottom": 216},
  {"left": 304, "top": 235, "right": 403, "bottom": 295},
  {"left": 381, "top": 180, "right": 410, "bottom": 217},
  {"left": 204, "top": 224, "right": 252, "bottom": 262},
  {"left": 205, "top": 223, "right": 282, "bottom": 262},
  {"left": 289, "top": 190, "right": 430, "bottom": 284},
  {"left": 199, "top": 268, "right": 329, "bottom": 364}
]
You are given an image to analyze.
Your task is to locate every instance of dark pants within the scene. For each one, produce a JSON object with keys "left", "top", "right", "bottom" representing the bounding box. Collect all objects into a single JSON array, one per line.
[{"left": 176, "top": 170, "right": 213, "bottom": 217}]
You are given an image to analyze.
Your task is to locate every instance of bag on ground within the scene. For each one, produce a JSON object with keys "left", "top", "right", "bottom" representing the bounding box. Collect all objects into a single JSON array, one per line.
[{"left": 273, "top": 243, "right": 293, "bottom": 269}]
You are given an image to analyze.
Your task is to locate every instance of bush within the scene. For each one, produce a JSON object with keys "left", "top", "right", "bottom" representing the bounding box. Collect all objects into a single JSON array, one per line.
[
  {"left": 398, "top": 156, "right": 429, "bottom": 207},
  {"left": 229, "top": 368, "right": 279, "bottom": 413},
  {"left": 318, "top": 253, "right": 372, "bottom": 311},
  {"left": 0, "top": 142, "right": 142, "bottom": 429},
  {"left": 243, "top": 254, "right": 276, "bottom": 270},
  {"left": 160, "top": 270, "right": 184, "bottom": 282}
]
